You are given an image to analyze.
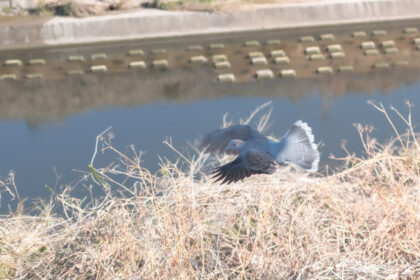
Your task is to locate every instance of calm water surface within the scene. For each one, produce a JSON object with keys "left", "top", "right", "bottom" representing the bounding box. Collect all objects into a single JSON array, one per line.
[{"left": 1, "top": 20, "right": 420, "bottom": 211}]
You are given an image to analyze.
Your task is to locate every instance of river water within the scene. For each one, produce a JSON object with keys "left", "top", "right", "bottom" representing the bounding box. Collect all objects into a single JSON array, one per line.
[{"left": 1, "top": 20, "right": 420, "bottom": 211}]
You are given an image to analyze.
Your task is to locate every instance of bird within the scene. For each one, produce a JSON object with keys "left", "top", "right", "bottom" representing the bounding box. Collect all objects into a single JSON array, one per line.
[{"left": 198, "top": 121, "right": 320, "bottom": 184}]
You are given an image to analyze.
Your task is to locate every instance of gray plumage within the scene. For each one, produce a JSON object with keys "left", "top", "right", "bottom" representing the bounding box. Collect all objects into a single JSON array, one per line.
[{"left": 199, "top": 121, "right": 320, "bottom": 184}]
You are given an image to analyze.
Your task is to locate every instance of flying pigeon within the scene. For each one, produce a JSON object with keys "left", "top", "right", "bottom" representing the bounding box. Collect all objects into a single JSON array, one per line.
[{"left": 199, "top": 121, "right": 320, "bottom": 184}]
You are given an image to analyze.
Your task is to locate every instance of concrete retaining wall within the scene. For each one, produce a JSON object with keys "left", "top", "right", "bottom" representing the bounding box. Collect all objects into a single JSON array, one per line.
[{"left": 1, "top": 0, "right": 420, "bottom": 49}]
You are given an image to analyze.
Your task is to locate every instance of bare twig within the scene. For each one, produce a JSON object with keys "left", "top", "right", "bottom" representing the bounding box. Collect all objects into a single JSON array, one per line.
[{"left": 89, "top": 126, "right": 112, "bottom": 167}]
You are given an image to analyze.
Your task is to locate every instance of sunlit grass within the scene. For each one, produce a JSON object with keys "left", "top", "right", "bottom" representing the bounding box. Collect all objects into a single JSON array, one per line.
[{"left": 0, "top": 102, "right": 419, "bottom": 279}]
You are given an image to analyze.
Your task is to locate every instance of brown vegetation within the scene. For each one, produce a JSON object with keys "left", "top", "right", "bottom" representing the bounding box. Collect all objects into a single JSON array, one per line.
[
  {"left": 0, "top": 102, "right": 419, "bottom": 279},
  {"left": 0, "top": 0, "right": 315, "bottom": 17}
]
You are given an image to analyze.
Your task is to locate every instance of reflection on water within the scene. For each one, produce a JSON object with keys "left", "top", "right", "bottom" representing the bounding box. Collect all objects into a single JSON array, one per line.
[
  {"left": 2, "top": 67, "right": 420, "bottom": 123},
  {"left": 1, "top": 68, "right": 420, "bottom": 124},
  {"left": 1, "top": 20, "right": 420, "bottom": 211}
]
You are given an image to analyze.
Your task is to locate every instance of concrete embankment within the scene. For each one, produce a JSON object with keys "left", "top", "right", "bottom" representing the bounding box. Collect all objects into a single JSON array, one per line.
[{"left": 1, "top": 0, "right": 420, "bottom": 49}]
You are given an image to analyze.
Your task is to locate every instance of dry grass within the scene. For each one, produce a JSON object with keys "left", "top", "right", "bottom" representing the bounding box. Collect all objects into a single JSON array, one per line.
[
  {"left": 0, "top": 0, "right": 317, "bottom": 17},
  {"left": 0, "top": 102, "right": 419, "bottom": 279},
  {"left": 0, "top": 0, "right": 319, "bottom": 17}
]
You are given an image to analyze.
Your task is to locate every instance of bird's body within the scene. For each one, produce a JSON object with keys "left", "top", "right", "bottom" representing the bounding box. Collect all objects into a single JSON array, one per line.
[{"left": 199, "top": 121, "right": 320, "bottom": 184}]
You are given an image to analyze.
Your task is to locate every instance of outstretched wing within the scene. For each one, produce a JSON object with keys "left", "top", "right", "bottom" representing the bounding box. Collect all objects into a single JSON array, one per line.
[
  {"left": 211, "top": 157, "right": 259, "bottom": 184},
  {"left": 280, "top": 120, "right": 319, "bottom": 171},
  {"left": 198, "top": 124, "right": 267, "bottom": 154},
  {"left": 212, "top": 150, "right": 277, "bottom": 184}
]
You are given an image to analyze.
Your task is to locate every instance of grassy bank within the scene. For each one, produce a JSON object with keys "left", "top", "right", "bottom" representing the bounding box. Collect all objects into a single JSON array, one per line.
[
  {"left": 0, "top": 103, "right": 419, "bottom": 279},
  {"left": 1, "top": 0, "right": 311, "bottom": 17}
]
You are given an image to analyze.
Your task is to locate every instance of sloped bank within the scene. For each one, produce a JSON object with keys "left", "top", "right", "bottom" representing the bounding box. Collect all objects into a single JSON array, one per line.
[
  {"left": 0, "top": 105, "right": 419, "bottom": 279},
  {"left": 1, "top": 0, "right": 420, "bottom": 49}
]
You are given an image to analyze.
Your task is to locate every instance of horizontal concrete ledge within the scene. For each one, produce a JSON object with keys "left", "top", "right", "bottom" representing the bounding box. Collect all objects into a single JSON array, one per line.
[{"left": 1, "top": 0, "right": 420, "bottom": 49}]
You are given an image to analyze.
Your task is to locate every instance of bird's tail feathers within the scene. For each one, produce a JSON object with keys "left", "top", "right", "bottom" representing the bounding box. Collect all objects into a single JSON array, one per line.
[{"left": 281, "top": 120, "right": 320, "bottom": 172}]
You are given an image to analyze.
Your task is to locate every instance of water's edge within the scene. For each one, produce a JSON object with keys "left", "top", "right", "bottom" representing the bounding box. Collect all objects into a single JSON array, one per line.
[{"left": 1, "top": 0, "right": 420, "bottom": 49}]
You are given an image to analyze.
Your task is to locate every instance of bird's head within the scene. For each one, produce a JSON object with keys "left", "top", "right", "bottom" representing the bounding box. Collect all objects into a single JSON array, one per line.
[{"left": 225, "top": 139, "right": 244, "bottom": 155}]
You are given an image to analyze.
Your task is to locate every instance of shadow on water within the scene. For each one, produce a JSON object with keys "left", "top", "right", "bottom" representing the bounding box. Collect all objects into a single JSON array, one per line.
[{"left": 1, "top": 19, "right": 420, "bottom": 212}]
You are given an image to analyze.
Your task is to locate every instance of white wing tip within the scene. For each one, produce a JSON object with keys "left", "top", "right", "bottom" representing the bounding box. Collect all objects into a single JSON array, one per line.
[
  {"left": 294, "top": 120, "right": 317, "bottom": 151},
  {"left": 294, "top": 120, "right": 319, "bottom": 172},
  {"left": 307, "top": 156, "right": 320, "bottom": 172}
]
